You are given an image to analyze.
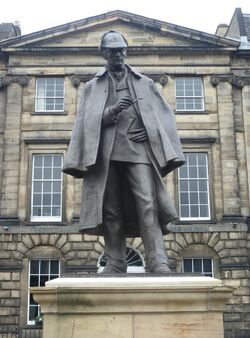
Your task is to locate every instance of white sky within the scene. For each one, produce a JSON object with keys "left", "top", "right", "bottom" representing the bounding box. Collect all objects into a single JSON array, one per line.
[{"left": 1, "top": 0, "right": 250, "bottom": 36}]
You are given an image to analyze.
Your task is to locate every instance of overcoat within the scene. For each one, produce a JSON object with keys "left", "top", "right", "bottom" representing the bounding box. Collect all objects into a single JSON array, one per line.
[{"left": 62, "top": 65, "right": 185, "bottom": 236}]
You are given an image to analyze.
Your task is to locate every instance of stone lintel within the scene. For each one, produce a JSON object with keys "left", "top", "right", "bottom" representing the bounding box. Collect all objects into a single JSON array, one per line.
[
  {"left": 181, "top": 136, "right": 217, "bottom": 144},
  {"left": 168, "top": 222, "right": 248, "bottom": 232},
  {"left": 222, "top": 214, "right": 247, "bottom": 223},
  {"left": 0, "top": 261, "right": 22, "bottom": 271},
  {"left": 220, "top": 263, "right": 250, "bottom": 270},
  {"left": 0, "top": 216, "right": 20, "bottom": 226},
  {"left": 23, "top": 137, "right": 70, "bottom": 144},
  {"left": 32, "top": 276, "right": 237, "bottom": 338}
]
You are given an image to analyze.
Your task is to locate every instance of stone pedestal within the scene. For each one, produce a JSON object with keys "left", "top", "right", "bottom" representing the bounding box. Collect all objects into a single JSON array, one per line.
[{"left": 32, "top": 276, "right": 236, "bottom": 338}]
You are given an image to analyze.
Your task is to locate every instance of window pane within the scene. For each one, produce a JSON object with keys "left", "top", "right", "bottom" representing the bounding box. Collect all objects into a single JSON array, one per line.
[
  {"left": 29, "top": 305, "right": 38, "bottom": 322},
  {"left": 40, "top": 260, "right": 49, "bottom": 274},
  {"left": 189, "top": 166, "right": 197, "bottom": 178},
  {"left": 33, "top": 181, "right": 42, "bottom": 193},
  {"left": 40, "top": 275, "right": 49, "bottom": 287},
  {"left": 54, "top": 155, "right": 62, "bottom": 167},
  {"left": 34, "top": 168, "right": 42, "bottom": 179},
  {"left": 179, "top": 166, "right": 188, "bottom": 178},
  {"left": 44, "top": 156, "right": 52, "bottom": 167},
  {"left": 52, "top": 207, "right": 61, "bottom": 216},
  {"left": 50, "top": 275, "right": 59, "bottom": 281},
  {"left": 44, "top": 168, "right": 52, "bottom": 179},
  {"left": 53, "top": 181, "right": 61, "bottom": 193},
  {"left": 37, "top": 78, "right": 45, "bottom": 85},
  {"left": 188, "top": 153, "right": 197, "bottom": 165},
  {"left": 53, "top": 167, "right": 61, "bottom": 179},
  {"left": 198, "top": 180, "right": 207, "bottom": 191},
  {"left": 189, "top": 180, "right": 198, "bottom": 191},
  {"left": 200, "top": 205, "right": 209, "bottom": 217},
  {"left": 50, "top": 260, "right": 59, "bottom": 274},
  {"left": 29, "top": 293, "right": 36, "bottom": 306},
  {"left": 55, "top": 98, "right": 64, "bottom": 107},
  {"left": 183, "top": 259, "right": 192, "bottom": 272},
  {"left": 199, "top": 166, "right": 207, "bottom": 178},
  {"left": 33, "top": 194, "right": 41, "bottom": 205},
  {"left": 198, "top": 154, "right": 207, "bottom": 165},
  {"left": 180, "top": 180, "right": 188, "bottom": 191},
  {"left": 193, "top": 259, "right": 202, "bottom": 272},
  {"left": 190, "top": 205, "right": 199, "bottom": 218},
  {"left": 190, "top": 193, "right": 198, "bottom": 204},
  {"left": 200, "top": 192, "right": 208, "bottom": 204},
  {"left": 33, "top": 207, "right": 41, "bottom": 216},
  {"left": 36, "top": 98, "right": 45, "bottom": 111},
  {"left": 203, "top": 258, "right": 212, "bottom": 273},
  {"left": 30, "top": 276, "right": 39, "bottom": 287},
  {"left": 43, "top": 194, "right": 51, "bottom": 206},
  {"left": 30, "top": 261, "right": 39, "bottom": 274},
  {"left": 53, "top": 194, "right": 61, "bottom": 205},
  {"left": 181, "top": 205, "right": 189, "bottom": 218},
  {"left": 195, "top": 99, "right": 203, "bottom": 110},
  {"left": 43, "top": 207, "right": 51, "bottom": 216},
  {"left": 43, "top": 181, "right": 52, "bottom": 193},
  {"left": 34, "top": 156, "right": 43, "bottom": 167},
  {"left": 180, "top": 193, "right": 189, "bottom": 204}
]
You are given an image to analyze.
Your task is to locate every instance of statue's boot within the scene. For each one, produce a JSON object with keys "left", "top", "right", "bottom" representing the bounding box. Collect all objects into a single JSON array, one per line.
[
  {"left": 102, "top": 218, "right": 127, "bottom": 274},
  {"left": 140, "top": 223, "right": 171, "bottom": 274}
]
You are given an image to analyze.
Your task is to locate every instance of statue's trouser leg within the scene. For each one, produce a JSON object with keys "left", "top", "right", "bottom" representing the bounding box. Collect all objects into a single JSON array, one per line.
[
  {"left": 102, "top": 163, "right": 127, "bottom": 273},
  {"left": 125, "top": 163, "right": 170, "bottom": 272}
]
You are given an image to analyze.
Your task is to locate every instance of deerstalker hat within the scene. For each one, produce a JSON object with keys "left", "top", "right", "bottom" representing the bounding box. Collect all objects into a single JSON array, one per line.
[{"left": 99, "top": 30, "right": 128, "bottom": 50}]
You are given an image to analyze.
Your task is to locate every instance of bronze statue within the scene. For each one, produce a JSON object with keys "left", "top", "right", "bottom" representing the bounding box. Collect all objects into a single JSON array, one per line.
[{"left": 63, "top": 31, "right": 185, "bottom": 273}]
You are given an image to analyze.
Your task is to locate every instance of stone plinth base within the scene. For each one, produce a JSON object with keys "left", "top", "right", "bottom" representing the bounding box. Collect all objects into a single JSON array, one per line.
[{"left": 32, "top": 276, "right": 236, "bottom": 338}]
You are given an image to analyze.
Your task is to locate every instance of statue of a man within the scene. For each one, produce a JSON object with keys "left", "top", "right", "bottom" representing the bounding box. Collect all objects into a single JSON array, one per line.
[{"left": 63, "top": 31, "right": 185, "bottom": 273}]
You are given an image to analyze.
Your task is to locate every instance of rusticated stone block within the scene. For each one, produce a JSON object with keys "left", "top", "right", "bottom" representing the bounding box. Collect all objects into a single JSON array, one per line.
[
  {"left": 56, "top": 234, "right": 68, "bottom": 249},
  {"left": 0, "top": 272, "right": 11, "bottom": 281},
  {"left": 68, "top": 234, "right": 83, "bottom": 242},
  {"left": 231, "top": 270, "right": 249, "bottom": 279},
  {"left": 224, "top": 313, "right": 242, "bottom": 322},
  {"left": 208, "top": 233, "right": 220, "bottom": 247}
]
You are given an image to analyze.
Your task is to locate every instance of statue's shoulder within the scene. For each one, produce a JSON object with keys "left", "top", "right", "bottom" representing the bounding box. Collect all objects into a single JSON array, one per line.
[{"left": 126, "top": 65, "right": 152, "bottom": 84}]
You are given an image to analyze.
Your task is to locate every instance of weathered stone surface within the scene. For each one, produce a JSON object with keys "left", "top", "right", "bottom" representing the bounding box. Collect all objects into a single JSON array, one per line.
[{"left": 32, "top": 276, "right": 236, "bottom": 338}]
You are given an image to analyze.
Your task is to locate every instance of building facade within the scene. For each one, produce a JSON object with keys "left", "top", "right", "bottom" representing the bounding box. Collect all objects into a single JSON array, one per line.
[{"left": 0, "top": 9, "right": 249, "bottom": 338}]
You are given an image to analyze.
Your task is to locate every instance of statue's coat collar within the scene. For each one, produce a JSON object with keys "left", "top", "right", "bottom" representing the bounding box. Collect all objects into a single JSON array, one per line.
[{"left": 95, "top": 64, "right": 142, "bottom": 79}]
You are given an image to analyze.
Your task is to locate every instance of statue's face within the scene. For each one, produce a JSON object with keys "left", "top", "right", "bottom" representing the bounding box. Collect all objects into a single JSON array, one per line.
[{"left": 103, "top": 48, "right": 127, "bottom": 70}]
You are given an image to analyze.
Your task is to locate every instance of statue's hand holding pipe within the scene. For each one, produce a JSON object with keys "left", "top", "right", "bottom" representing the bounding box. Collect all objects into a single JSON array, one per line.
[{"left": 111, "top": 96, "right": 142, "bottom": 115}]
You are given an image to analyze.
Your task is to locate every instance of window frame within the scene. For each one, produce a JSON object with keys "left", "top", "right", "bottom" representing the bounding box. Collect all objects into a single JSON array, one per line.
[
  {"left": 30, "top": 153, "right": 64, "bottom": 223},
  {"left": 27, "top": 259, "right": 60, "bottom": 325},
  {"left": 177, "top": 150, "right": 212, "bottom": 222},
  {"left": 176, "top": 244, "right": 220, "bottom": 278},
  {"left": 35, "top": 77, "right": 65, "bottom": 113},
  {"left": 19, "top": 246, "right": 64, "bottom": 329},
  {"left": 97, "top": 245, "right": 146, "bottom": 273},
  {"left": 182, "top": 257, "right": 214, "bottom": 277},
  {"left": 175, "top": 76, "right": 205, "bottom": 112}
]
